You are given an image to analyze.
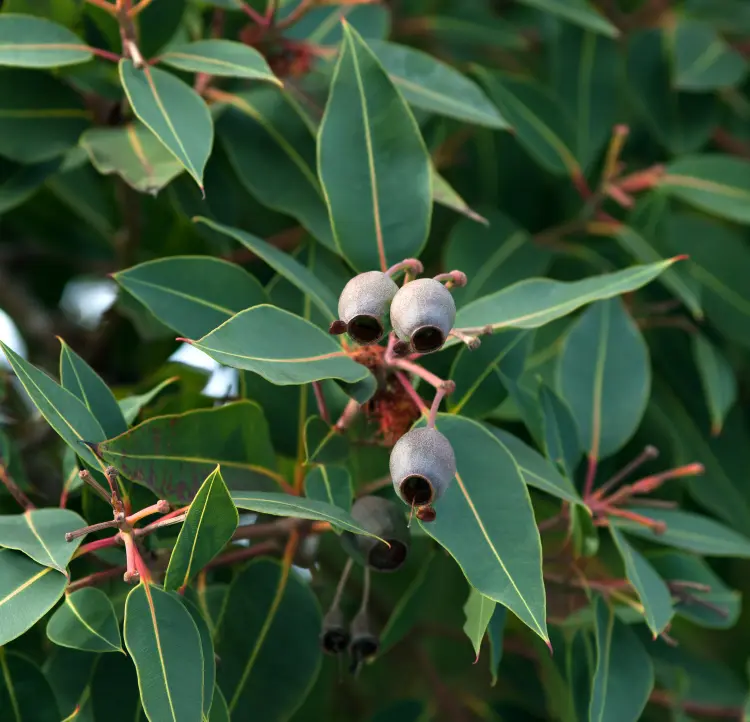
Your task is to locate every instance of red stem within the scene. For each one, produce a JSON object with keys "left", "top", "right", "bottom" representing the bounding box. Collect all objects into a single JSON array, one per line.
[
  {"left": 583, "top": 454, "right": 598, "bottom": 499},
  {"left": 0, "top": 463, "right": 34, "bottom": 511},
  {"left": 394, "top": 371, "right": 429, "bottom": 416},
  {"left": 312, "top": 381, "right": 330, "bottom": 424},
  {"left": 75, "top": 534, "right": 121, "bottom": 558},
  {"left": 88, "top": 46, "right": 122, "bottom": 63},
  {"left": 205, "top": 541, "right": 279, "bottom": 570},
  {"left": 241, "top": 2, "right": 269, "bottom": 25},
  {"left": 67, "top": 566, "right": 126, "bottom": 593}
]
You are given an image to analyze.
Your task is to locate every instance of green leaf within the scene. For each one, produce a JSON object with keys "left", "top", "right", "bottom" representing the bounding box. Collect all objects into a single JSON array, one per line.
[
  {"left": 81, "top": 123, "right": 184, "bottom": 194},
  {"left": 613, "top": 508, "right": 750, "bottom": 557},
  {"left": 557, "top": 298, "right": 650, "bottom": 461},
  {"left": 540, "top": 384, "right": 581, "bottom": 479},
  {"left": 0, "top": 549, "right": 67, "bottom": 646},
  {"left": 485, "top": 425, "right": 582, "bottom": 505},
  {"left": 0, "top": 508, "right": 85, "bottom": 572},
  {"left": 187, "top": 305, "right": 372, "bottom": 392},
  {"left": 180, "top": 596, "right": 216, "bottom": 718},
  {"left": 661, "top": 155, "right": 750, "bottom": 225},
  {"left": 216, "top": 559, "right": 321, "bottom": 720},
  {"left": 417, "top": 414, "right": 547, "bottom": 642},
  {"left": 94, "top": 400, "right": 279, "bottom": 504},
  {"left": 516, "top": 0, "right": 618, "bottom": 37},
  {"left": 0, "top": 14, "right": 92, "bottom": 67},
  {"left": 303, "top": 465, "right": 352, "bottom": 513},
  {"left": 486, "top": 609, "right": 507, "bottom": 689},
  {"left": 318, "top": 23, "right": 431, "bottom": 272},
  {"left": 44, "top": 647, "right": 98, "bottom": 722},
  {"left": 90, "top": 653, "right": 143, "bottom": 722},
  {"left": 119, "top": 376, "right": 179, "bottom": 425},
  {"left": 232, "top": 490, "right": 385, "bottom": 540},
  {"left": 46, "top": 588, "right": 123, "bottom": 653},
  {"left": 0, "top": 156, "right": 62, "bottom": 214},
  {"left": 281, "top": 1, "right": 390, "bottom": 45},
  {"left": 366, "top": 40, "right": 507, "bottom": 128},
  {"left": 59, "top": 339, "right": 127, "bottom": 439},
  {"left": 589, "top": 595, "right": 654, "bottom": 722},
  {"left": 0, "top": 341, "right": 106, "bottom": 471},
  {"left": 0, "top": 650, "right": 59, "bottom": 722},
  {"left": 119, "top": 59, "right": 213, "bottom": 189},
  {"left": 160, "top": 40, "right": 280, "bottom": 83},
  {"left": 692, "top": 334, "right": 737, "bottom": 435},
  {"left": 124, "top": 582, "right": 204, "bottom": 722},
  {"left": 610, "top": 526, "right": 673, "bottom": 637},
  {"left": 215, "top": 89, "right": 336, "bottom": 252},
  {"left": 672, "top": 19, "right": 748, "bottom": 91},
  {"left": 0, "top": 68, "right": 89, "bottom": 164},
  {"left": 431, "top": 169, "right": 488, "bottom": 225},
  {"left": 113, "top": 256, "right": 267, "bottom": 340},
  {"left": 165, "top": 466, "right": 238, "bottom": 591},
  {"left": 453, "top": 259, "right": 680, "bottom": 336},
  {"left": 571, "top": 503, "right": 600, "bottom": 558},
  {"left": 208, "top": 687, "right": 229, "bottom": 722},
  {"left": 303, "top": 416, "right": 350, "bottom": 465},
  {"left": 463, "top": 588, "right": 496, "bottom": 660},
  {"left": 195, "top": 218, "right": 338, "bottom": 322}
]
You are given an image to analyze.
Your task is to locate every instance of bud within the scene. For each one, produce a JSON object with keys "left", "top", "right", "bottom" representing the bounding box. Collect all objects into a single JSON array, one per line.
[
  {"left": 344, "top": 496, "right": 409, "bottom": 572},
  {"left": 389, "top": 278, "right": 456, "bottom": 354},
  {"left": 335, "top": 271, "right": 399, "bottom": 345}
]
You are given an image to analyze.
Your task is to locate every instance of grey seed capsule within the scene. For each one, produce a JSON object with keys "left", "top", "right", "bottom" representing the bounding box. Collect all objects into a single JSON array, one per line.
[
  {"left": 320, "top": 606, "right": 350, "bottom": 655},
  {"left": 390, "top": 278, "right": 456, "bottom": 354},
  {"left": 337, "top": 271, "right": 399, "bottom": 345},
  {"left": 346, "top": 496, "right": 409, "bottom": 572},
  {"left": 348, "top": 608, "right": 379, "bottom": 674},
  {"left": 390, "top": 427, "right": 456, "bottom": 506}
]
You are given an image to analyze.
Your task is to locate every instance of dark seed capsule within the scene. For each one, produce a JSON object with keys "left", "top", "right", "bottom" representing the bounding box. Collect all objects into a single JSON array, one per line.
[
  {"left": 348, "top": 609, "right": 379, "bottom": 675},
  {"left": 320, "top": 606, "right": 350, "bottom": 655},
  {"left": 342, "top": 496, "right": 410, "bottom": 572},
  {"left": 337, "top": 271, "right": 399, "bottom": 346}
]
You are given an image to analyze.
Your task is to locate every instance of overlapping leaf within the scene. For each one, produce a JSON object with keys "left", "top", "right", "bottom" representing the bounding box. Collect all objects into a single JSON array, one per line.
[
  {"left": 160, "top": 40, "right": 280, "bottom": 82},
  {"left": 0, "top": 14, "right": 92, "bottom": 68},
  {"left": 540, "top": 384, "right": 581, "bottom": 479},
  {"left": 463, "top": 588, "right": 496, "bottom": 659},
  {"left": 692, "top": 334, "right": 737, "bottom": 435},
  {"left": 431, "top": 169, "right": 488, "bottom": 225},
  {"left": 304, "top": 465, "right": 352, "bottom": 512},
  {"left": 46, "top": 588, "right": 123, "bottom": 653},
  {"left": 516, "top": 0, "right": 618, "bottom": 37},
  {"left": 304, "top": 416, "right": 350, "bottom": 465},
  {"left": 0, "top": 650, "right": 59, "bottom": 722},
  {"left": 119, "top": 377, "right": 179, "bottom": 425}
]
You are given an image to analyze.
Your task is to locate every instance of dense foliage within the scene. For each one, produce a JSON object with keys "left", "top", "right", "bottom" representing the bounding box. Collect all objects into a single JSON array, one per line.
[{"left": 1, "top": 0, "right": 750, "bottom": 720}]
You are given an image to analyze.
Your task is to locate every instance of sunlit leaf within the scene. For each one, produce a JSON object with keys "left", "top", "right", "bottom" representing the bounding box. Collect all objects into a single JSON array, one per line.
[
  {"left": 160, "top": 40, "right": 280, "bottom": 83},
  {"left": 0, "top": 14, "right": 92, "bottom": 67}
]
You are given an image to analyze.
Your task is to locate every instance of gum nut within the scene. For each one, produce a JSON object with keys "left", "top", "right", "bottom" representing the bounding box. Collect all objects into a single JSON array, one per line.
[
  {"left": 390, "top": 427, "right": 456, "bottom": 506},
  {"left": 320, "top": 606, "right": 350, "bottom": 655},
  {"left": 349, "top": 609, "right": 379, "bottom": 660},
  {"left": 337, "top": 271, "right": 399, "bottom": 345},
  {"left": 349, "top": 496, "right": 409, "bottom": 572},
  {"left": 390, "top": 278, "right": 456, "bottom": 354}
]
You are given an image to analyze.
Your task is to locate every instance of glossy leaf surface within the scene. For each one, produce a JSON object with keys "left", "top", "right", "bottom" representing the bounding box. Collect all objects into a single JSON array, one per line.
[
  {"left": 160, "top": 40, "right": 280, "bottom": 82},
  {"left": 0, "top": 14, "right": 92, "bottom": 67},
  {"left": 303, "top": 465, "right": 352, "bottom": 512},
  {"left": 463, "top": 588, "right": 496, "bottom": 659},
  {"left": 46, "top": 587, "right": 123, "bottom": 653}
]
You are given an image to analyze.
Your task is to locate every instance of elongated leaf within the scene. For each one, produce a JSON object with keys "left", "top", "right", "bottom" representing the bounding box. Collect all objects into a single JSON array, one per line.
[
  {"left": 318, "top": 23, "right": 431, "bottom": 272},
  {"left": 463, "top": 588, "right": 496, "bottom": 660},
  {"left": 0, "top": 549, "right": 67, "bottom": 646},
  {"left": 46, "top": 588, "right": 123, "bottom": 653},
  {"left": 216, "top": 559, "right": 321, "bottom": 720},
  {"left": 589, "top": 595, "right": 654, "bottom": 722},
  {"left": 661, "top": 154, "right": 750, "bottom": 224},
  {"left": 232, "top": 490, "right": 384, "bottom": 540},
  {"left": 0, "top": 508, "right": 85, "bottom": 572},
  {"left": 160, "top": 40, "right": 280, "bottom": 83},
  {"left": 692, "top": 334, "right": 737, "bottom": 435},
  {"left": 124, "top": 583, "right": 204, "bottom": 722},
  {"left": 610, "top": 526, "right": 673, "bottom": 637},
  {"left": 614, "top": 508, "right": 750, "bottom": 557},
  {"left": 516, "top": 0, "right": 618, "bottom": 37},
  {"left": 453, "top": 258, "right": 680, "bottom": 335},
  {"left": 0, "top": 342, "right": 105, "bottom": 471},
  {"left": 0, "top": 14, "right": 92, "bottom": 67},
  {"left": 303, "top": 416, "right": 350, "bottom": 465},
  {"left": 187, "top": 305, "right": 372, "bottom": 391},
  {"left": 558, "top": 298, "right": 650, "bottom": 461},
  {"left": 209, "top": 687, "right": 229, "bottom": 722},
  {"left": 0, "top": 650, "right": 59, "bottom": 722},
  {"left": 417, "top": 414, "right": 547, "bottom": 641},
  {"left": 165, "top": 467, "right": 238, "bottom": 591},
  {"left": 113, "top": 256, "right": 267, "bottom": 340},
  {"left": 195, "top": 218, "right": 338, "bottom": 322},
  {"left": 431, "top": 169, "right": 488, "bottom": 224},
  {"left": 119, "top": 377, "right": 179, "bottom": 425},
  {"left": 304, "top": 465, "right": 352, "bottom": 512},
  {"left": 119, "top": 59, "right": 213, "bottom": 189},
  {"left": 540, "top": 384, "right": 581, "bottom": 479},
  {"left": 366, "top": 40, "right": 506, "bottom": 128},
  {"left": 487, "top": 606, "right": 507, "bottom": 686},
  {"left": 81, "top": 123, "right": 183, "bottom": 194},
  {"left": 59, "top": 339, "right": 127, "bottom": 439},
  {"left": 180, "top": 596, "right": 216, "bottom": 718}
]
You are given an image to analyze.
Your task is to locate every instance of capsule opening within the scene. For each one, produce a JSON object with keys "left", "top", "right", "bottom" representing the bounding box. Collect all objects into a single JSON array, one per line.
[
  {"left": 400, "top": 475, "right": 433, "bottom": 506},
  {"left": 369, "top": 539, "right": 408, "bottom": 571},
  {"left": 351, "top": 635, "right": 379, "bottom": 660},
  {"left": 321, "top": 627, "right": 350, "bottom": 655},
  {"left": 412, "top": 325, "right": 445, "bottom": 353},
  {"left": 348, "top": 315, "right": 384, "bottom": 344}
]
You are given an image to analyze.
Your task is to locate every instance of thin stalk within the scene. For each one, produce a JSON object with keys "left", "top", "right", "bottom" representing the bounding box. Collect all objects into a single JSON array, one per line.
[
  {"left": 394, "top": 371, "right": 429, "bottom": 417},
  {"left": 0, "top": 463, "right": 34, "bottom": 511},
  {"left": 593, "top": 446, "right": 659, "bottom": 500},
  {"left": 331, "top": 558, "right": 353, "bottom": 610},
  {"left": 312, "top": 381, "right": 330, "bottom": 424},
  {"left": 67, "top": 566, "right": 126, "bottom": 594}
]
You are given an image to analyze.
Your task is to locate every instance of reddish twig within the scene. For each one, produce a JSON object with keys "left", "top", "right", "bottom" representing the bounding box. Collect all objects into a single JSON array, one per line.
[
  {"left": 0, "top": 462, "right": 34, "bottom": 511},
  {"left": 205, "top": 540, "right": 280, "bottom": 570},
  {"left": 67, "top": 566, "right": 126, "bottom": 593},
  {"left": 312, "top": 381, "right": 330, "bottom": 424}
]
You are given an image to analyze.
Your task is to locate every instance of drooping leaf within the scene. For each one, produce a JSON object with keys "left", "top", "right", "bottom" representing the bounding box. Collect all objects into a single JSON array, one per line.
[
  {"left": 487, "top": 605, "right": 507, "bottom": 687},
  {"left": 610, "top": 526, "right": 674, "bottom": 637},
  {"left": 463, "top": 587, "right": 496, "bottom": 660},
  {"left": 0, "top": 342, "right": 106, "bottom": 471},
  {"left": 0, "top": 508, "right": 86, "bottom": 572},
  {"left": 216, "top": 559, "right": 321, "bottom": 720},
  {"left": 119, "top": 377, "right": 179, "bottom": 425},
  {"left": 119, "top": 59, "right": 213, "bottom": 189},
  {"left": 540, "top": 384, "right": 581, "bottom": 479},
  {"left": 165, "top": 466, "right": 238, "bottom": 591},
  {"left": 303, "top": 416, "right": 350, "bottom": 465},
  {"left": 453, "top": 258, "right": 680, "bottom": 336},
  {"left": 94, "top": 401, "right": 279, "bottom": 503},
  {"left": 557, "top": 298, "right": 650, "bottom": 461},
  {"left": 232, "top": 490, "right": 384, "bottom": 540},
  {"left": 0, "top": 549, "right": 67, "bottom": 646},
  {"left": 113, "top": 256, "right": 267, "bottom": 339},
  {"left": 46, "top": 588, "right": 123, "bottom": 653},
  {"left": 160, "top": 40, "right": 280, "bottom": 83},
  {"left": 179, "top": 596, "right": 216, "bottom": 718},
  {"left": 318, "top": 23, "right": 431, "bottom": 272},
  {"left": 124, "top": 582, "right": 204, "bottom": 722},
  {"left": 416, "top": 414, "right": 548, "bottom": 642},
  {"left": 589, "top": 595, "right": 654, "bottom": 722},
  {"left": 515, "top": 0, "right": 618, "bottom": 37},
  {"left": 0, "top": 650, "right": 59, "bottom": 722},
  {"left": 59, "top": 339, "right": 127, "bottom": 439},
  {"left": 691, "top": 334, "right": 737, "bottom": 435},
  {"left": 0, "top": 14, "right": 92, "bottom": 67},
  {"left": 303, "top": 465, "right": 352, "bottom": 512},
  {"left": 431, "top": 169, "right": 488, "bottom": 225}
]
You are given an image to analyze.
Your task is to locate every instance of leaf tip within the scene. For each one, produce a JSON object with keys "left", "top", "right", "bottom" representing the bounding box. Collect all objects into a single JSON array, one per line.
[
  {"left": 544, "top": 639, "right": 553, "bottom": 656},
  {"left": 672, "top": 254, "right": 689, "bottom": 263}
]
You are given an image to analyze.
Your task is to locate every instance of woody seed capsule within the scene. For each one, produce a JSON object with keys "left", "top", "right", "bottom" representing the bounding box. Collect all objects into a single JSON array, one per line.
[
  {"left": 335, "top": 271, "right": 399, "bottom": 345},
  {"left": 389, "top": 278, "right": 456, "bottom": 354},
  {"left": 344, "top": 496, "right": 410, "bottom": 572}
]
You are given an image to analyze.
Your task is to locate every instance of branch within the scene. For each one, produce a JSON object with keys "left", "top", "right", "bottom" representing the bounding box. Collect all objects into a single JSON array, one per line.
[{"left": 0, "top": 461, "right": 34, "bottom": 511}]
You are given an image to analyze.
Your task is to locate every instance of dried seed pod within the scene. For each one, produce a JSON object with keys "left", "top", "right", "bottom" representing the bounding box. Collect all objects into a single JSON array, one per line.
[
  {"left": 390, "top": 427, "right": 456, "bottom": 506},
  {"left": 389, "top": 278, "right": 457, "bottom": 354},
  {"left": 320, "top": 606, "right": 350, "bottom": 655},
  {"left": 344, "top": 496, "right": 410, "bottom": 572},
  {"left": 348, "top": 607, "right": 379, "bottom": 674},
  {"left": 334, "top": 271, "right": 399, "bottom": 345}
]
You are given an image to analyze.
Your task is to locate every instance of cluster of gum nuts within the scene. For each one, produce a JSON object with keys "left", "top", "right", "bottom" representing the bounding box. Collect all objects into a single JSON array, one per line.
[{"left": 321, "top": 264, "right": 473, "bottom": 671}]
